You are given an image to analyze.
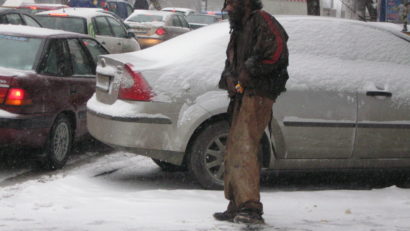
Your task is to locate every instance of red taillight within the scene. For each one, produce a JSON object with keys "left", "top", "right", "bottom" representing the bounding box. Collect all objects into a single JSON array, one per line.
[
  {"left": 118, "top": 64, "right": 153, "bottom": 101},
  {"left": 3, "top": 88, "right": 32, "bottom": 106},
  {"left": 155, "top": 27, "right": 166, "bottom": 36}
]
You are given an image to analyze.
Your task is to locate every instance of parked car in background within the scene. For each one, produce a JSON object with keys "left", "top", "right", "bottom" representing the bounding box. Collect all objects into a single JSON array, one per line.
[
  {"left": 161, "top": 7, "right": 195, "bottom": 16},
  {"left": 87, "top": 16, "right": 410, "bottom": 189},
  {"left": 186, "top": 13, "right": 218, "bottom": 29},
  {"left": 36, "top": 8, "right": 140, "bottom": 53},
  {"left": 103, "top": 0, "right": 133, "bottom": 20},
  {"left": 0, "top": 7, "right": 42, "bottom": 27},
  {"left": 124, "top": 9, "right": 190, "bottom": 48},
  {"left": 17, "top": 3, "right": 68, "bottom": 15},
  {"left": 0, "top": 24, "right": 108, "bottom": 169}
]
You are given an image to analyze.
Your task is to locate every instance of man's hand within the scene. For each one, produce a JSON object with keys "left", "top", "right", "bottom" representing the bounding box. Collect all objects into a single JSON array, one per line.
[
  {"left": 238, "top": 68, "right": 251, "bottom": 88},
  {"left": 226, "top": 76, "right": 237, "bottom": 98}
]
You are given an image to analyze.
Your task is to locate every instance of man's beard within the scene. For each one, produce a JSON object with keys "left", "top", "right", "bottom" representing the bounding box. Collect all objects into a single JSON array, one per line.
[{"left": 228, "top": 3, "right": 245, "bottom": 31}]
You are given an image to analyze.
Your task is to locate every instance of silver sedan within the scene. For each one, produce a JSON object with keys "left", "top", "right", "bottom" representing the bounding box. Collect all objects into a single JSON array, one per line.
[{"left": 87, "top": 16, "right": 410, "bottom": 189}]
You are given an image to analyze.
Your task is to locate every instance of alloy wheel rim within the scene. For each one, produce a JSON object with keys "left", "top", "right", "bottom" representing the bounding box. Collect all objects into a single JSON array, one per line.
[
  {"left": 204, "top": 133, "right": 227, "bottom": 184},
  {"left": 53, "top": 122, "right": 70, "bottom": 161}
]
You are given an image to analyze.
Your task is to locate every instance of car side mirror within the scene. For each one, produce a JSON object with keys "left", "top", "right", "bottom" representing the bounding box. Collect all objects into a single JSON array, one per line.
[{"left": 127, "top": 31, "right": 136, "bottom": 38}]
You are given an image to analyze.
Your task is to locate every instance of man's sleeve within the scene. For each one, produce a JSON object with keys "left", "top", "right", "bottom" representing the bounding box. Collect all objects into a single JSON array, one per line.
[
  {"left": 219, "top": 59, "right": 231, "bottom": 90},
  {"left": 244, "top": 11, "right": 288, "bottom": 77}
]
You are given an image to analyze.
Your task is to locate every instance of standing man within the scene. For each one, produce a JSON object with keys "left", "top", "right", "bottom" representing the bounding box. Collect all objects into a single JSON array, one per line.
[{"left": 214, "top": 0, "right": 289, "bottom": 225}]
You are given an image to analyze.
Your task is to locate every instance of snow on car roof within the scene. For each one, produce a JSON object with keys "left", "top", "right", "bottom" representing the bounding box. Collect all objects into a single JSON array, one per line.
[
  {"left": 36, "top": 7, "right": 110, "bottom": 18},
  {"left": 131, "top": 9, "right": 174, "bottom": 17},
  {"left": 0, "top": 24, "right": 81, "bottom": 37},
  {"left": 102, "top": 16, "right": 410, "bottom": 104}
]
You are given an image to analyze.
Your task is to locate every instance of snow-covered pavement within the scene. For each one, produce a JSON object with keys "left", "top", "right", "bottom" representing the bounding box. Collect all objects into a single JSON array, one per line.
[{"left": 1, "top": 151, "right": 410, "bottom": 231}]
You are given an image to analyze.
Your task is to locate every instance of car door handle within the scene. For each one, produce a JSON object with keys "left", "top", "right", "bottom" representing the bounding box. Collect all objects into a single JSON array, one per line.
[
  {"left": 117, "top": 42, "right": 121, "bottom": 45},
  {"left": 366, "top": 91, "right": 392, "bottom": 97},
  {"left": 101, "top": 41, "right": 106, "bottom": 45}
]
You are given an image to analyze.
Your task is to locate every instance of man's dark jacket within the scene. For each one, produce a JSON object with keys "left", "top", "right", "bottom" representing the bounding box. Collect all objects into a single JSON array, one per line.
[{"left": 219, "top": 10, "right": 289, "bottom": 100}]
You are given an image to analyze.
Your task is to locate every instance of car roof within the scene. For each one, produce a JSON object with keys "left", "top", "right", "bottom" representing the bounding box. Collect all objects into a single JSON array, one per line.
[
  {"left": 36, "top": 7, "right": 114, "bottom": 18},
  {"left": 131, "top": 9, "right": 174, "bottom": 17},
  {"left": 0, "top": 24, "right": 89, "bottom": 38}
]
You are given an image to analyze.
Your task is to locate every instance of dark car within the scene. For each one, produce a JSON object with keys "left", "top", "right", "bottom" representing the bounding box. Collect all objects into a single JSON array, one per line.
[
  {"left": 0, "top": 7, "right": 42, "bottom": 27},
  {"left": 0, "top": 24, "right": 108, "bottom": 169}
]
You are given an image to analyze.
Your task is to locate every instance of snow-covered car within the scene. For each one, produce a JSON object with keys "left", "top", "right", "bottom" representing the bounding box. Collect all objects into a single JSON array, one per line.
[
  {"left": 35, "top": 8, "right": 140, "bottom": 54},
  {"left": 0, "top": 24, "right": 108, "bottom": 169},
  {"left": 124, "top": 10, "right": 190, "bottom": 49},
  {"left": 87, "top": 16, "right": 410, "bottom": 189}
]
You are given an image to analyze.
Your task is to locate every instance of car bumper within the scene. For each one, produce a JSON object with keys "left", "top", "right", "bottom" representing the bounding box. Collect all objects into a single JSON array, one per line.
[
  {"left": 0, "top": 110, "right": 53, "bottom": 148},
  {"left": 136, "top": 38, "right": 163, "bottom": 49},
  {"left": 86, "top": 107, "right": 185, "bottom": 165}
]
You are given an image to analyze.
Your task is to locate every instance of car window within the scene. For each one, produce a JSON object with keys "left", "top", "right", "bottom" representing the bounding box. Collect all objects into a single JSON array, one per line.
[
  {"left": 5, "top": 13, "right": 23, "bottom": 25},
  {"left": 106, "top": 17, "right": 127, "bottom": 38},
  {"left": 177, "top": 15, "right": 189, "bottom": 28},
  {"left": 67, "top": 39, "right": 94, "bottom": 76},
  {"left": 22, "top": 14, "right": 41, "bottom": 27},
  {"left": 81, "top": 38, "right": 108, "bottom": 63},
  {"left": 126, "top": 5, "right": 133, "bottom": 17},
  {"left": 286, "top": 20, "right": 410, "bottom": 65},
  {"left": 171, "top": 15, "right": 182, "bottom": 27},
  {"left": 40, "top": 39, "right": 70, "bottom": 76},
  {"left": 36, "top": 16, "right": 87, "bottom": 34},
  {"left": 94, "top": 16, "right": 113, "bottom": 36},
  {"left": 0, "top": 35, "right": 42, "bottom": 70}
]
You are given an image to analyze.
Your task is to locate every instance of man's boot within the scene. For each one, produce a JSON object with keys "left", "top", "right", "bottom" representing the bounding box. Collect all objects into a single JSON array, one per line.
[
  {"left": 213, "top": 210, "right": 236, "bottom": 222},
  {"left": 233, "top": 208, "right": 265, "bottom": 224}
]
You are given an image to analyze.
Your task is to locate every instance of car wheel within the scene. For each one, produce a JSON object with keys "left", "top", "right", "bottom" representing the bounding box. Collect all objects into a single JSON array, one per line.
[
  {"left": 151, "top": 158, "right": 186, "bottom": 172},
  {"left": 40, "top": 114, "right": 73, "bottom": 170},
  {"left": 188, "top": 120, "right": 229, "bottom": 190}
]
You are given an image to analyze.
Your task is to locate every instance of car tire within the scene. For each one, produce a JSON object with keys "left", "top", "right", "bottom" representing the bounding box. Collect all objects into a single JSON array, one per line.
[
  {"left": 188, "top": 120, "right": 229, "bottom": 190},
  {"left": 40, "top": 114, "right": 73, "bottom": 170},
  {"left": 151, "top": 158, "right": 186, "bottom": 172}
]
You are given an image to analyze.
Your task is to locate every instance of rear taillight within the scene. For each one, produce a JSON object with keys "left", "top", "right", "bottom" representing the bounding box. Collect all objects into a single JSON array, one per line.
[
  {"left": 118, "top": 64, "right": 153, "bottom": 101},
  {"left": 155, "top": 27, "right": 166, "bottom": 36},
  {"left": 1, "top": 88, "right": 32, "bottom": 106}
]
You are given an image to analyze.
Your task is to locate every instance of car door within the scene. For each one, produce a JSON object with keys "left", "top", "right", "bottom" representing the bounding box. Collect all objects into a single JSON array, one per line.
[
  {"left": 93, "top": 16, "right": 122, "bottom": 53},
  {"left": 176, "top": 14, "right": 191, "bottom": 33},
  {"left": 66, "top": 38, "right": 100, "bottom": 136},
  {"left": 275, "top": 89, "right": 357, "bottom": 159},
  {"left": 105, "top": 16, "right": 139, "bottom": 52},
  {"left": 167, "top": 15, "right": 186, "bottom": 38},
  {"left": 37, "top": 38, "right": 74, "bottom": 118},
  {"left": 352, "top": 30, "right": 410, "bottom": 159}
]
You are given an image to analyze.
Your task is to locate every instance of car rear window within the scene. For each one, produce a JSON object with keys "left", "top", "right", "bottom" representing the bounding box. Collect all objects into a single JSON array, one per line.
[
  {"left": 36, "top": 16, "right": 87, "bottom": 34},
  {"left": 127, "top": 14, "right": 163, "bottom": 23},
  {"left": 0, "top": 35, "right": 42, "bottom": 70}
]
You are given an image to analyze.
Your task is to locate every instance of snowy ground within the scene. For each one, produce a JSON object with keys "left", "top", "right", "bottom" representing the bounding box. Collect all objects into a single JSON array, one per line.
[{"left": 1, "top": 148, "right": 410, "bottom": 231}]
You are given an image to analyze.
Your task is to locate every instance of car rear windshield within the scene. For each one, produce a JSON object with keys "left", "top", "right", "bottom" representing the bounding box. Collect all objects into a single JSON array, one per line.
[
  {"left": 36, "top": 16, "right": 87, "bottom": 34},
  {"left": 127, "top": 14, "right": 163, "bottom": 23},
  {"left": 0, "top": 35, "right": 42, "bottom": 70}
]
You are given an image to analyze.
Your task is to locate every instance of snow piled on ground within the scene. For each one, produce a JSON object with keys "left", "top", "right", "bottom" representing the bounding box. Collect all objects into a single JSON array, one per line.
[{"left": 1, "top": 152, "right": 410, "bottom": 231}]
